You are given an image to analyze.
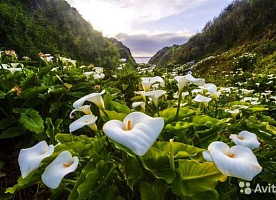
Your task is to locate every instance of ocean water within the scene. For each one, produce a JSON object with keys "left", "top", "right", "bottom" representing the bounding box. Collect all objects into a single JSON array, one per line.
[{"left": 134, "top": 57, "right": 151, "bottom": 64}]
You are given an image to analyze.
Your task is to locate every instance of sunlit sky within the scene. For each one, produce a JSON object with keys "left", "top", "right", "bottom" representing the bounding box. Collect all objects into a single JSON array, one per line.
[{"left": 66, "top": 0, "right": 233, "bottom": 57}]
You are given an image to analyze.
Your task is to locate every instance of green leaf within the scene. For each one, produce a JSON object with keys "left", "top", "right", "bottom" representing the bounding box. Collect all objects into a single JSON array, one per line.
[
  {"left": 0, "top": 127, "right": 24, "bottom": 139},
  {"left": 77, "top": 161, "right": 115, "bottom": 200},
  {"left": 100, "top": 110, "right": 127, "bottom": 122},
  {"left": 104, "top": 92, "right": 113, "bottom": 110},
  {"left": 140, "top": 180, "right": 167, "bottom": 200},
  {"left": 6, "top": 170, "right": 42, "bottom": 194},
  {"left": 158, "top": 108, "right": 194, "bottom": 123},
  {"left": 112, "top": 101, "right": 130, "bottom": 114},
  {"left": 141, "top": 144, "right": 176, "bottom": 184},
  {"left": 19, "top": 86, "right": 48, "bottom": 99},
  {"left": 0, "top": 91, "right": 5, "bottom": 99},
  {"left": 19, "top": 108, "right": 44, "bottom": 134},
  {"left": 172, "top": 160, "right": 227, "bottom": 197}
]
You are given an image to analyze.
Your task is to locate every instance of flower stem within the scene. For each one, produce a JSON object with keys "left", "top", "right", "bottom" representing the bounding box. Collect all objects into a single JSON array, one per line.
[
  {"left": 174, "top": 90, "right": 182, "bottom": 120},
  {"left": 92, "top": 165, "right": 116, "bottom": 193}
]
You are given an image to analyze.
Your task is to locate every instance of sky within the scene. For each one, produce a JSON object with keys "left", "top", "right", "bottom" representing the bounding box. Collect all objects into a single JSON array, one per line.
[{"left": 66, "top": 0, "right": 233, "bottom": 57}]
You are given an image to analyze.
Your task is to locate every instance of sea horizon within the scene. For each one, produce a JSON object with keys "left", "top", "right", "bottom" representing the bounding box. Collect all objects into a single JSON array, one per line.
[{"left": 133, "top": 57, "right": 151, "bottom": 64}]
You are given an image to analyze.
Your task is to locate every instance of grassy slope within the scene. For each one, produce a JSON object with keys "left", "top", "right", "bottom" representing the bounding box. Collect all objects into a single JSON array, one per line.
[{"left": 150, "top": 0, "right": 276, "bottom": 81}]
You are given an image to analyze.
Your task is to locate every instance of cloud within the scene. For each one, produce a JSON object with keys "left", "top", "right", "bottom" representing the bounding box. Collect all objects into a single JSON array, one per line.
[
  {"left": 66, "top": 0, "right": 209, "bottom": 36},
  {"left": 115, "top": 30, "right": 194, "bottom": 57}
]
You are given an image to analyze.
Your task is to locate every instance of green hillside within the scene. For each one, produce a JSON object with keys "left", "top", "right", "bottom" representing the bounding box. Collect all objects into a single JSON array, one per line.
[
  {"left": 149, "top": 0, "right": 276, "bottom": 77},
  {"left": 0, "top": 0, "right": 134, "bottom": 67}
]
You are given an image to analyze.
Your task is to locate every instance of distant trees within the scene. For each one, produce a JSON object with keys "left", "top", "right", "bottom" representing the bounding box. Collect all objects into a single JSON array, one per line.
[{"left": 0, "top": 0, "right": 120, "bottom": 67}]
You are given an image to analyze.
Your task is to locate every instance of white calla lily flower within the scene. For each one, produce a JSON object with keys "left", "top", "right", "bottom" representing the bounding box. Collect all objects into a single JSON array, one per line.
[
  {"left": 144, "top": 90, "right": 166, "bottom": 107},
  {"left": 10, "top": 63, "right": 20, "bottom": 68},
  {"left": 84, "top": 71, "right": 94, "bottom": 79},
  {"left": 202, "top": 150, "right": 213, "bottom": 162},
  {"left": 93, "top": 73, "right": 105, "bottom": 80},
  {"left": 134, "top": 91, "right": 146, "bottom": 102},
  {"left": 0, "top": 64, "right": 8, "bottom": 69},
  {"left": 69, "top": 114, "right": 98, "bottom": 132},
  {"left": 19, "top": 141, "right": 54, "bottom": 178},
  {"left": 193, "top": 94, "right": 212, "bottom": 105},
  {"left": 199, "top": 83, "right": 217, "bottom": 93},
  {"left": 103, "top": 112, "right": 164, "bottom": 156},
  {"left": 230, "top": 131, "right": 260, "bottom": 150},
  {"left": 69, "top": 105, "right": 92, "bottom": 118},
  {"left": 8, "top": 67, "right": 22, "bottom": 75},
  {"left": 175, "top": 74, "right": 205, "bottom": 92},
  {"left": 41, "top": 151, "right": 79, "bottom": 189},
  {"left": 132, "top": 102, "right": 146, "bottom": 111},
  {"left": 141, "top": 76, "right": 164, "bottom": 92},
  {"left": 207, "top": 141, "right": 262, "bottom": 181},
  {"left": 73, "top": 90, "right": 105, "bottom": 110}
]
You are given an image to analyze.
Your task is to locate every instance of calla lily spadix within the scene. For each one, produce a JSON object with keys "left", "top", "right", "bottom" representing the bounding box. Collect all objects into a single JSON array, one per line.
[
  {"left": 141, "top": 76, "right": 164, "bottom": 92},
  {"left": 144, "top": 90, "right": 166, "bottom": 107},
  {"left": 69, "top": 114, "right": 98, "bottom": 132},
  {"left": 73, "top": 90, "right": 105, "bottom": 110},
  {"left": 203, "top": 141, "right": 262, "bottom": 181},
  {"left": 230, "top": 131, "right": 260, "bottom": 150},
  {"left": 19, "top": 141, "right": 54, "bottom": 178},
  {"left": 41, "top": 151, "right": 79, "bottom": 189},
  {"left": 69, "top": 105, "right": 92, "bottom": 119},
  {"left": 103, "top": 112, "right": 164, "bottom": 156}
]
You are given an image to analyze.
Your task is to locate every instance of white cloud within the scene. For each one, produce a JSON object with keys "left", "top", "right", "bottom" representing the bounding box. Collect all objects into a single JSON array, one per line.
[
  {"left": 66, "top": 0, "right": 208, "bottom": 36},
  {"left": 115, "top": 30, "right": 194, "bottom": 57}
]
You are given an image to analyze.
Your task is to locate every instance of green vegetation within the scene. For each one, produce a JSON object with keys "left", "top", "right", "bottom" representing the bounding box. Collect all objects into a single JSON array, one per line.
[
  {"left": 0, "top": 0, "right": 135, "bottom": 67},
  {"left": 150, "top": 0, "right": 276, "bottom": 75}
]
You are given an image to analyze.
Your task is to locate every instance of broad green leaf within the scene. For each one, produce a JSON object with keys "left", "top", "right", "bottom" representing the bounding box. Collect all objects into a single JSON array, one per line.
[
  {"left": 112, "top": 101, "right": 130, "bottom": 114},
  {"left": 19, "top": 86, "right": 48, "bottom": 99},
  {"left": 6, "top": 170, "right": 42, "bottom": 194},
  {"left": 172, "top": 160, "right": 227, "bottom": 197},
  {"left": 0, "top": 127, "right": 24, "bottom": 139},
  {"left": 104, "top": 92, "right": 113, "bottom": 110},
  {"left": 158, "top": 108, "right": 195, "bottom": 123},
  {"left": 100, "top": 110, "right": 127, "bottom": 122},
  {"left": 0, "top": 91, "right": 5, "bottom": 99},
  {"left": 90, "top": 186, "right": 117, "bottom": 200},
  {"left": 19, "top": 109, "right": 44, "bottom": 134},
  {"left": 141, "top": 144, "right": 176, "bottom": 184},
  {"left": 77, "top": 161, "right": 116, "bottom": 200},
  {"left": 140, "top": 180, "right": 167, "bottom": 200}
]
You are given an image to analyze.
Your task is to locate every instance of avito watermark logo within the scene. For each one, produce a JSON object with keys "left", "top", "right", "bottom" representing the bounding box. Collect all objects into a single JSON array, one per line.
[{"left": 239, "top": 181, "right": 276, "bottom": 194}]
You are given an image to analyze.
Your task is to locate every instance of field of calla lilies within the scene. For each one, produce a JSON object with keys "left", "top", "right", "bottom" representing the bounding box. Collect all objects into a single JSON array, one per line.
[{"left": 0, "top": 50, "right": 276, "bottom": 200}]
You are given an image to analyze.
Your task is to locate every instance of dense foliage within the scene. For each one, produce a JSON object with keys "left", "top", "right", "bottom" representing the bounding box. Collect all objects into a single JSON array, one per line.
[
  {"left": 0, "top": 0, "right": 135, "bottom": 67},
  {"left": 0, "top": 50, "right": 275, "bottom": 199}
]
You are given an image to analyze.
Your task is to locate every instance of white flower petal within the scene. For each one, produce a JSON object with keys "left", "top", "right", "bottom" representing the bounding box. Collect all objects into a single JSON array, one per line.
[
  {"left": 208, "top": 141, "right": 262, "bottom": 181},
  {"left": 230, "top": 131, "right": 260, "bottom": 150},
  {"left": 69, "top": 105, "right": 91, "bottom": 118},
  {"left": 41, "top": 151, "right": 79, "bottom": 189},
  {"left": 19, "top": 141, "right": 54, "bottom": 178},
  {"left": 193, "top": 94, "right": 212, "bottom": 103},
  {"left": 72, "top": 90, "right": 105, "bottom": 109},
  {"left": 203, "top": 150, "right": 213, "bottom": 162},
  {"left": 69, "top": 114, "right": 98, "bottom": 132},
  {"left": 141, "top": 76, "right": 164, "bottom": 92},
  {"left": 103, "top": 112, "right": 164, "bottom": 156}
]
